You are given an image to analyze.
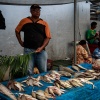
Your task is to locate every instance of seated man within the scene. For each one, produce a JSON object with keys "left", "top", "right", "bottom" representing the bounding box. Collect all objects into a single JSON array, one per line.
[
  {"left": 86, "top": 22, "right": 99, "bottom": 44},
  {"left": 92, "top": 41, "right": 100, "bottom": 59},
  {"left": 76, "top": 40, "right": 92, "bottom": 64}
]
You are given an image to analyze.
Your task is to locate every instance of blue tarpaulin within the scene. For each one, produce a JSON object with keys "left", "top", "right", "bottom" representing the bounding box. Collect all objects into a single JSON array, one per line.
[{"left": 0, "top": 63, "right": 100, "bottom": 100}]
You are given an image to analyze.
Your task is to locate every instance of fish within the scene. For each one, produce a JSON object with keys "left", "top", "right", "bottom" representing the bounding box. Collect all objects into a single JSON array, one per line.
[
  {"left": 22, "top": 76, "right": 43, "bottom": 87},
  {"left": 68, "top": 80, "right": 79, "bottom": 87},
  {"left": 54, "top": 79, "right": 72, "bottom": 89},
  {"left": 69, "top": 79, "right": 84, "bottom": 87},
  {"left": 48, "top": 70, "right": 61, "bottom": 80},
  {"left": 32, "top": 91, "right": 36, "bottom": 98},
  {"left": 40, "top": 75, "right": 53, "bottom": 83},
  {"left": 58, "top": 71, "right": 72, "bottom": 77},
  {"left": 46, "top": 74, "right": 56, "bottom": 80},
  {"left": 22, "top": 76, "right": 41, "bottom": 83},
  {"left": 32, "top": 76, "right": 41, "bottom": 81},
  {"left": 48, "top": 86, "right": 65, "bottom": 96},
  {"left": 59, "top": 65, "right": 75, "bottom": 74},
  {"left": 95, "top": 75, "right": 100, "bottom": 80},
  {"left": 18, "top": 93, "right": 38, "bottom": 100},
  {"left": 85, "top": 70, "right": 100, "bottom": 76},
  {"left": 45, "top": 86, "right": 65, "bottom": 97},
  {"left": 14, "top": 81, "right": 25, "bottom": 91},
  {"left": 44, "top": 92, "right": 54, "bottom": 99},
  {"left": 45, "top": 87, "right": 55, "bottom": 97},
  {"left": 83, "top": 72, "right": 95, "bottom": 78},
  {"left": 7, "top": 80, "right": 17, "bottom": 90},
  {"left": 83, "top": 76, "right": 96, "bottom": 81},
  {"left": 74, "top": 72, "right": 84, "bottom": 78},
  {"left": 86, "top": 70, "right": 95, "bottom": 73},
  {"left": 7, "top": 80, "right": 25, "bottom": 91},
  {"left": 35, "top": 90, "right": 48, "bottom": 100},
  {"left": 72, "top": 65, "right": 80, "bottom": 72},
  {"left": 62, "top": 81, "right": 72, "bottom": 88},
  {"left": 54, "top": 81, "right": 65, "bottom": 89},
  {"left": 53, "top": 88, "right": 65, "bottom": 96},
  {"left": 79, "top": 78, "right": 96, "bottom": 89},
  {"left": 65, "top": 81, "right": 73, "bottom": 88},
  {"left": 0, "top": 83, "right": 17, "bottom": 100},
  {"left": 74, "top": 71, "right": 95, "bottom": 78},
  {"left": 32, "top": 81, "right": 43, "bottom": 87},
  {"left": 75, "top": 64, "right": 87, "bottom": 71},
  {"left": 54, "top": 82, "right": 61, "bottom": 88},
  {"left": 50, "top": 70, "right": 61, "bottom": 76},
  {"left": 26, "top": 78, "right": 34, "bottom": 86}
]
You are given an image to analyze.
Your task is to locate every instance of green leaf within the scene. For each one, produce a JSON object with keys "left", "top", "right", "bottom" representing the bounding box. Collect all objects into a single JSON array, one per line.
[{"left": 0, "top": 52, "right": 32, "bottom": 81}]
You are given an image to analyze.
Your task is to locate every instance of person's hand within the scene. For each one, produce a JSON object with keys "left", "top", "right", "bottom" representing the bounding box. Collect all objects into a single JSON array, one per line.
[
  {"left": 35, "top": 47, "right": 43, "bottom": 53},
  {"left": 95, "top": 32, "right": 99, "bottom": 37},
  {"left": 85, "top": 60, "right": 91, "bottom": 64}
]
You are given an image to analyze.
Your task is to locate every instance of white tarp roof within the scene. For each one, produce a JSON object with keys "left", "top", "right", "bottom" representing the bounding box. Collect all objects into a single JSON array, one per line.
[{"left": 0, "top": 0, "right": 86, "bottom": 5}]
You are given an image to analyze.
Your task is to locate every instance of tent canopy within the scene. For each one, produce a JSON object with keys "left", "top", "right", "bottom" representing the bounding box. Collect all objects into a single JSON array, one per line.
[{"left": 0, "top": 0, "right": 86, "bottom": 5}]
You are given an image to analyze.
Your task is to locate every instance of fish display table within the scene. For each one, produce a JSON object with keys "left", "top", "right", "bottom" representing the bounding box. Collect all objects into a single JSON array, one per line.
[{"left": 0, "top": 63, "right": 100, "bottom": 100}]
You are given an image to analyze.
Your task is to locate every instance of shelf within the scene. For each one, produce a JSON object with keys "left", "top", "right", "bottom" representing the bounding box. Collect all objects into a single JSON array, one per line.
[{"left": 90, "top": 4, "right": 100, "bottom": 21}]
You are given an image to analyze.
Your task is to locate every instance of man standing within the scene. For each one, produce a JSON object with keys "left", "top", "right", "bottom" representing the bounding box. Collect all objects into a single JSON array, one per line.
[{"left": 15, "top": 4, "right": 51, "bottom": 74}]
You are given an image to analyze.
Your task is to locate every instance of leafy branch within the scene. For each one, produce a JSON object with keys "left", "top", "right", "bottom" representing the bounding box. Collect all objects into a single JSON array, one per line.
[{"left": 0, "top": 53, "right": 32, "bottom": 81}]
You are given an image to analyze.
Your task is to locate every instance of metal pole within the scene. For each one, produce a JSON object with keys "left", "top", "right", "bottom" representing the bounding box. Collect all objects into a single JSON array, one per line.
[{"left": 74, "top": 0, "right": 77, "bottom": 64}]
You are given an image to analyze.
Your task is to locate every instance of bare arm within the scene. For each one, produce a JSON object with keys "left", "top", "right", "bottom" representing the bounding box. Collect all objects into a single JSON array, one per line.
[
  {"left": 15, "top": 30, "right": 24, "bottom": 47},
  {"left": 36, "top": 38, "right": 50, "bottom": 52}
]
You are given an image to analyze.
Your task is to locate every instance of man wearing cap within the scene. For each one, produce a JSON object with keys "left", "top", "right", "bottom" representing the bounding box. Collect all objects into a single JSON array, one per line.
[{"left": 15, "top": 4, "right": 51, "bottom": 74}]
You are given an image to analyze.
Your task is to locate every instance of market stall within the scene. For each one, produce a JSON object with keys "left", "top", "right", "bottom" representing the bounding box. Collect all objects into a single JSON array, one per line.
[
  {"left": 0, "top": 1, "right": 100, "bottom": 100},
  {"left": 0, "top": 63, "right": 100, "bottom": 100}
]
